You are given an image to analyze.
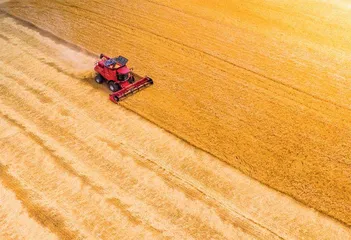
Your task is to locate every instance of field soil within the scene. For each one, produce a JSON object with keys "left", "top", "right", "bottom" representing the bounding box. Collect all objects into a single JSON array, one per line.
[{"left": 0, "top": 0, "right": 351, "bottom": 239}]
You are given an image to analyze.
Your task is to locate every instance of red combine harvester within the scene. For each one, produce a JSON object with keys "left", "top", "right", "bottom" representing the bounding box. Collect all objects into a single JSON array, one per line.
[{"left": 94, "top": 54, "right": 153, "bottom": 103}]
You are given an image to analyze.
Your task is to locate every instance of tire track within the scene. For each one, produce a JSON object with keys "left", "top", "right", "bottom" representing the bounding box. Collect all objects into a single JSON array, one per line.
[
  {"left": 0, "top": 112, "right": 102, "bottom": 192},
  {"left": 0, "top": 178, "right": 57, "bottom": 240},
  {"left": 0, "top": 164, "right": 82, "bottom": 240},
  {"left": 0, "top": 84, "right": 186, "bottom": 239},
  {"left": 0, "top": 106, "right": 192, "bottom": 240},
  {"left": 117, "top": 140, "right": 283, "bottom": 240},
  {"left": 0, "top": 120, "right": 163, "bottom": 240}
]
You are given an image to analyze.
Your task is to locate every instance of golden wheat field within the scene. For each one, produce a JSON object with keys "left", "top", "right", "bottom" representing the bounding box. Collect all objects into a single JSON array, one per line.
[{"left": 0, "top": 0, "right": 351, "bottom": 239}]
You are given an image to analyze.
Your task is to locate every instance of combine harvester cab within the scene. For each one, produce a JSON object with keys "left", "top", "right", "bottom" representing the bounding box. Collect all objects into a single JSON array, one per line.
[{"left": 94, "top": 54, "right": 153, "bottom": 103}]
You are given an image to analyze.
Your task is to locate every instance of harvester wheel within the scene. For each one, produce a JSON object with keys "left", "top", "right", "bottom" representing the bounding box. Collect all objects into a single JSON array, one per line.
[
  {"left": 108, "top": 81, "right": 121, "bottom": 92},
  {"left": 95, "top": 74, "right": 104, "bottom": 84}
]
